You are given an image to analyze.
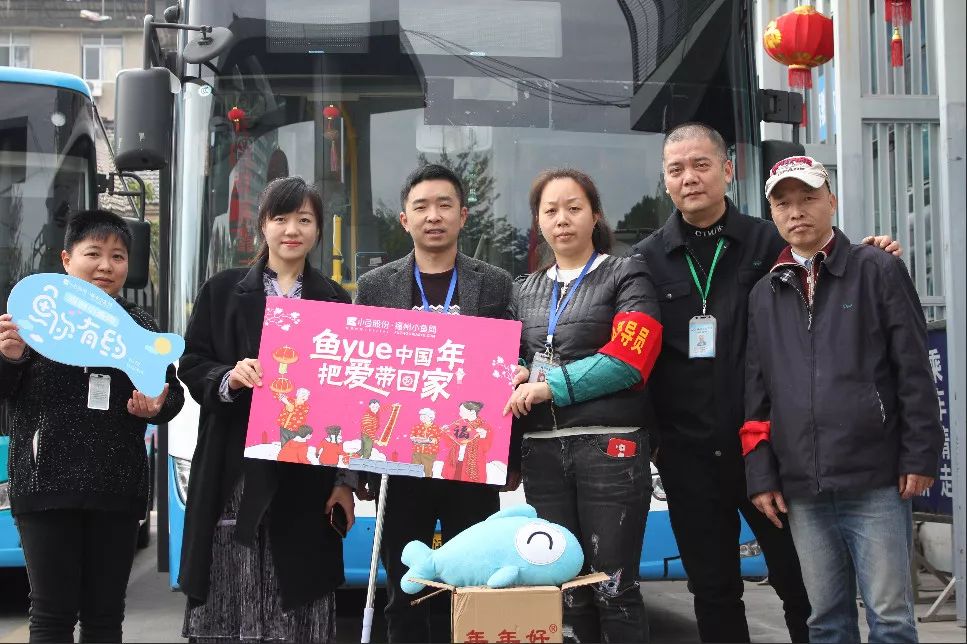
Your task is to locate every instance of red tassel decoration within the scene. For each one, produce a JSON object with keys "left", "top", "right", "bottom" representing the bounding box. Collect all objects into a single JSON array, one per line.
[
  {"left": 884, "top": 0, "right": 912, "bottom": 24},
  {"left": 788, "top": 65, "right": 813, "bottom": 89},
  {"left": 891, "top": 26, "right": 904, "bottom": 67},
  {"left": 330, "top": 139, "right": 340, "bottom": 173}
]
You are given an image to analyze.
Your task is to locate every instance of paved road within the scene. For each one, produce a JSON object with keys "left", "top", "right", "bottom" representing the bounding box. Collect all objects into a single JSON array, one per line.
[{"left": 0, "top": 517, "right": 962, "bottom": 642}]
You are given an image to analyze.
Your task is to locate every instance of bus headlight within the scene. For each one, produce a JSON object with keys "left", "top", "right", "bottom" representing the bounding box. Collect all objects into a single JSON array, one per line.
[
  {"left": 651, "top": 474, "right": 666, "bottom": 501},
  {"left": 173, "top": 457, "right": 192, "bottom": 505},
  {"left": 0, "top": 482, "right": 10, "bottom": 511},
  {"left": 739, "top": 539, "right": 761, "bottom": 558}
]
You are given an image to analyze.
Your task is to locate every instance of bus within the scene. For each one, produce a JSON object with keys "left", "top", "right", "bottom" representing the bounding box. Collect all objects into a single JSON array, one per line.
[
  {"left": 115, "top": 0, "right": 776, "bottom": 588},
  {"left": 0, "top": 66, "right": 156, "bottom": 566}
]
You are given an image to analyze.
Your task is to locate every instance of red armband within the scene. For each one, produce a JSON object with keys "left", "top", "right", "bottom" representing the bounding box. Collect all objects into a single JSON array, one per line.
[
  {"left": 739, "top": 420, "right": 771, "bottom": 456},
  {"left": 598, "top": 311, "right": 663, "bottom": 387}
]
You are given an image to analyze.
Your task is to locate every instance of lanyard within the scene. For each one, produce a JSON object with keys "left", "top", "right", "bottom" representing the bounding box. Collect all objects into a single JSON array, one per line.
[
  {"left": 414, "top": 264, "right": 457, "bottom": 313},
  {"left": 546, "top": 252, "right": 598, "bottom": 350},
  {"left": 684, "top": 238, "right": 725, "bottom": 315}
]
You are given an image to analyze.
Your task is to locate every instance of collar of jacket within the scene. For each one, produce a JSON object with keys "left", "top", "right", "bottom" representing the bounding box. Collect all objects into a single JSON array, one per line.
[
  {"left": 391, "top": 249, "right": 483, "bottom": 314},
  {"left": 235, "top": 256, "right": 340, "bottom": 300},
  {"left": 769, "top": 227, "right": 851, "bottom": 284},
  {"left": 660, "top": 197, "right": 750, "bottom": 254}
]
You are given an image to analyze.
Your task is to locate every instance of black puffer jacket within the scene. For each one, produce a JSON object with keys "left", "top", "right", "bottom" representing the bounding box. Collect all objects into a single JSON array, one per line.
[
  {"left": 0, "top": 299, "right": 184, "bottom": 516},
  {"left": 511, "top": 255, "right": 659, "bottom": 434},
  {"left": 745, "top": 229, "right": 943, "bottom": 498}
]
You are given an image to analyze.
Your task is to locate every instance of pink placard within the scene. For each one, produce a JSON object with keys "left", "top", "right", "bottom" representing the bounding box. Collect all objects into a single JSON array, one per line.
[{"left": 244, "top": 298, "right": 523, "bottom": 484}]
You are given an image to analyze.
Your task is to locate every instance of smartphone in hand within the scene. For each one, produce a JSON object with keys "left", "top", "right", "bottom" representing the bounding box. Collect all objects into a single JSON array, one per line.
[{"left": 330, "top": 504, "right": 348, "bottom": 538}]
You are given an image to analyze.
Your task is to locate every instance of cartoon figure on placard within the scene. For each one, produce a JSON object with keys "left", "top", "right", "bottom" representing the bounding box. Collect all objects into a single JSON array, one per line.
[
  {"left": 277, "top": 424, "right": 317, "bottom": 465},
  {"left": 277, "top": 387, "right": 311, "bottom": 444},
  {"left": 317, "top": 425, "right": 347, "bottom": 467},
  {"left": 440, "top": 401, "right": 493, "bottom": 483},
  {"left": 357, "top": 399, "right": 401, "bottom": 459},
  {"left": 358, "top": 399, "right": 381, "bottom": 459},
  {"left": 409, "top": 408, "right": 442, "bottom": 478}
]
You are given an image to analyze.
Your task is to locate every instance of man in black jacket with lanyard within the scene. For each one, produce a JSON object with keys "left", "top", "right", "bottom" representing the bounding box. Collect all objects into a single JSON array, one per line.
[
  {"left": 355, "top": 164, "right": 514, "bottom": 643},
  {"left": 631, "top": 123, "right": 900, "bottom": 643}
]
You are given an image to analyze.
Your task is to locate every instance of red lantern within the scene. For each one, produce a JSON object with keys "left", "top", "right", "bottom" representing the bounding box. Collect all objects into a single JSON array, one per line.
[
  {"left": 227, "top": 105, "right": 246, "bottom": 132},
  {"left": 322, "top": 104, "right": 341, "bottom": 173},
  {"left": 884, "top": 0, "right": 912, "bottom": 67},
  {"left": 763, "top": 5, "right": 834, "bottom": 90}
]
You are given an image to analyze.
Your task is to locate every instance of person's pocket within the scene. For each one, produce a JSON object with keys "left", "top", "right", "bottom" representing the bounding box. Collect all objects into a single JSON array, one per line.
[{"left": 586, "top": 432, "right": 641, "bottom": 459}]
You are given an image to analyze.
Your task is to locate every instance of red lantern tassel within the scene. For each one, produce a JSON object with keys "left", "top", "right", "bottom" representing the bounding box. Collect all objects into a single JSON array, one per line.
[
  {"left": 788, "top": 66, "right": 813, "bottom": 90},
  {"left": 891, "top": 27, "right": 904, "bottom": 67},
  {"left": 330, "top": 140, "right": 340, "bottom": 173},
  {"left": 884, "top": 0, "right": 912, "bottom": 24}
]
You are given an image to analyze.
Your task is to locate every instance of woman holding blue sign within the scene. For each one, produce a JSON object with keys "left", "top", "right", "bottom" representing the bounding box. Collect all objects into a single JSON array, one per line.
[
  {"left": 504, "top": 169, "right": 663, "bottom": 643},
  {"left": 178, "top": 176, "right": 355, "bottom": 643},
  {"left": 0, "top": 209, "right": 185, "bottom": 643}
]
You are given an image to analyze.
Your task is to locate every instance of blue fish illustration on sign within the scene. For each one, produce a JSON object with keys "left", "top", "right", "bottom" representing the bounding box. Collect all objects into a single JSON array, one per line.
[{"left": 6, "top": 273, "right": 184, "bottom": 397}]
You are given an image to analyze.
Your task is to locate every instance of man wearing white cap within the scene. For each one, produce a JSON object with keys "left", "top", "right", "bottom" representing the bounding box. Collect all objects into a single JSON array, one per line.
[{"left": 742, "top": 155, "right": 943, "bottom": 643}]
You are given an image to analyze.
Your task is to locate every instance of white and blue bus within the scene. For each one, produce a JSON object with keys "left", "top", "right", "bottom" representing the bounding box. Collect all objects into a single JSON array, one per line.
[
  {"left": 0, "top": 67, "right": 100, "bottom": 568},
  {"left": 115, "top": 0, "right": 777, "bottom": 588},
  {"left": 0, "top": 66, "right": 157, "bottom": 566}
]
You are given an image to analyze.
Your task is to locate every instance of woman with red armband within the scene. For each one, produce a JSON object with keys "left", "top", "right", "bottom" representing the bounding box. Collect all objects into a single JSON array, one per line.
[{"left": 503, "top": 168, "right": 662, "bottom": 644}]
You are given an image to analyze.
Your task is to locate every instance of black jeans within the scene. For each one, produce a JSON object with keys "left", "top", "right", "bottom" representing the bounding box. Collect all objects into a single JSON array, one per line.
[
  {"left": 522, "top": 431, "right": 651, "bottom": 644},
  {"left": 380, "top": 477, "right": 499, "bottom": 643},
  {"left": 16, "top": 509, "right": 140, "bottom": 643},
  {"left": 656, "top": 442, "right": 811, "bottom": 643}
]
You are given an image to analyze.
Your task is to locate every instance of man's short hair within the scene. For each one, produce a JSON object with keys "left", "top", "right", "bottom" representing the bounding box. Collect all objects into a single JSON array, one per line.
[
  {"left": 662, "top": 122, "right": 729, "bottom": 162},
  {"left": 399, "top": 164, "right": 465, "bottom": 210},
  {"left": 64, "top": 209, "right": 132, "bottom": 254}
]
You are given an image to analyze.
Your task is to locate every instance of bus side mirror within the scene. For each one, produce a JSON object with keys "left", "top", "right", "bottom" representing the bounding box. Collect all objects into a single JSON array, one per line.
[
  {"left": 124, "top": 217, "right": 152, "bottom": 290},
  {"left": 115, "top": 67, "right": 175, "bottom": 172}
]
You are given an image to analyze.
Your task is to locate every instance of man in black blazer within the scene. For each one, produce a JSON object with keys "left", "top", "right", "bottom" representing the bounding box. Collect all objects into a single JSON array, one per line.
[{"left": 355, "top": 164, "right": 514, "bottom": 643}]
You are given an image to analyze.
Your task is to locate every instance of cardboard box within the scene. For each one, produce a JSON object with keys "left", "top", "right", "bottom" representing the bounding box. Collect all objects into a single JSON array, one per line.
[{"left": 409, "top": 573, "right": 609, "bottom": 643}]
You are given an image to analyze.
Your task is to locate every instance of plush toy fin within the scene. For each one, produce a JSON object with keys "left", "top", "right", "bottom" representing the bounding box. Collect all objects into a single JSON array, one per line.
[
  {"left": 486, "top": 565, "right": 521, "bottom": 588},
  {"left": 400, "top": 541, "right": 436, "bottom": 594},
  {"left": 486, "top": 504, "right": 538, "bottom": 521}
]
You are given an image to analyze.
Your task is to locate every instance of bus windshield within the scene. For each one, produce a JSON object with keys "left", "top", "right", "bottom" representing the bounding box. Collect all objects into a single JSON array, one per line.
[
  {"left": 171, "top": 0, "right": 758, "bottom": 332},
  {"left": 0, "top": 81, "right": 96, "bottom": 306}
]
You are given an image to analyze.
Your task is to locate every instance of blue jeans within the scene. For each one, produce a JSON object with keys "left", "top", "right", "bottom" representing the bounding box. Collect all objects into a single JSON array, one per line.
[
  {"left": 522, "top": 431, "right": 651, "bottom": 644},
  {"left": 787, "top": 486, "right": 918, "bottom": 643}
]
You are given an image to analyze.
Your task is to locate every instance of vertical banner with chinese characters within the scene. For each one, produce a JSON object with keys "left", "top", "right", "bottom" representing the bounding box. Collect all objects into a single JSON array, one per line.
[
  {"left": 915, "top": 325, "right": 953, "bottom": 515},
  {"left": 244, "top": 298, "right": 523, "bottom": 484}
]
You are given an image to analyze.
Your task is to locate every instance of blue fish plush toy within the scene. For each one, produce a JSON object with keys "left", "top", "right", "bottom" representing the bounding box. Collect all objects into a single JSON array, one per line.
[{"left": 401, "top": 504, "right": 584, "bottom": 592}]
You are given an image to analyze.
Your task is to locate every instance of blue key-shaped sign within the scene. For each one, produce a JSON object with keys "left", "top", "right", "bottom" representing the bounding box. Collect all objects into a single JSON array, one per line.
[{"left": 7, "top": 273, "right": 184, "bottom": 397}]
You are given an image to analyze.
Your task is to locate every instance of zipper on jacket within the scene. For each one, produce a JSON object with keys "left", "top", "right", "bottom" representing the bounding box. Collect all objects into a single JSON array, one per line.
[
  {"left": 30, "top": 429, "right": 41, "bottom": 492},
  {"left": 781, "top": 268, "right": 821, "bottom": 491},
  {"left": 810, "top": 328, "right": 821, "bottom": 493}
]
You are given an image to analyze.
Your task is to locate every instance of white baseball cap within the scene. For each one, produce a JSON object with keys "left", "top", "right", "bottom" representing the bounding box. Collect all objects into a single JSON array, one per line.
[{"left": 764, "top": 155, "right": 830, "bottom": 198}]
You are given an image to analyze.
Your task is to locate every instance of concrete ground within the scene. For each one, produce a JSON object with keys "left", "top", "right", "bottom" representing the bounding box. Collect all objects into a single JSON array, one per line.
[{"left": 0, "top": 517, "right": 963, "bottom": 642}]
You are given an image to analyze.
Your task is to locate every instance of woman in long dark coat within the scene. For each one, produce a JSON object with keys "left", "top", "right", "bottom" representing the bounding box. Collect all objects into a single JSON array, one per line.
[{"left": 178, "top": 177, "right": 355, "bottom": 643}]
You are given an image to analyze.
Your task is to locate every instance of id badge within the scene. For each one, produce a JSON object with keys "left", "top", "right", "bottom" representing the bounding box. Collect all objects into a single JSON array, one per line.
[
  {"left": 87, "top": 373, "right": 111, "bottom": 410},
  {"left": 688, "top": 315, "right": 717, "bottom": 359},
  {"left": 528, "top": 351, "right": 560, "bottom": 383}
]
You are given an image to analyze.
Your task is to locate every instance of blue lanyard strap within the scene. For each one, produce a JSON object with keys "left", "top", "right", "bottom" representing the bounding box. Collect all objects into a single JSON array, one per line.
[
  {"left": 546, "top": 252, "right": 598, "bottom": 348},
  {"left": 414, "top": 264, "right": 458, "bottom": 313}
]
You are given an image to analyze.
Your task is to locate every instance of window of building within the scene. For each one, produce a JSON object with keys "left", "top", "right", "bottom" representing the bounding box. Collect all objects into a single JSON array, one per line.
[
  {"left": 0, "top": 32, "right": 30, "bottom": 68},
  {"left": 81, "top": 35, "right": 123, "bottom": 82}
]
